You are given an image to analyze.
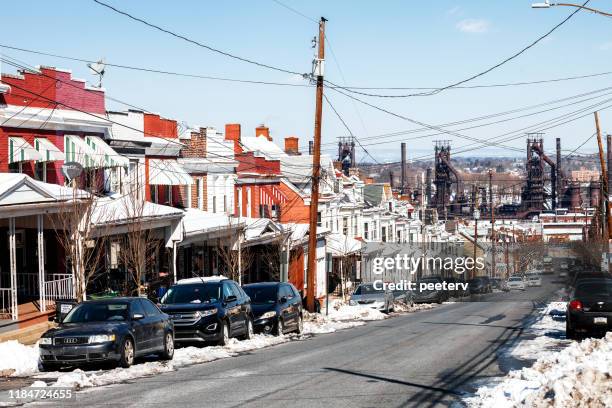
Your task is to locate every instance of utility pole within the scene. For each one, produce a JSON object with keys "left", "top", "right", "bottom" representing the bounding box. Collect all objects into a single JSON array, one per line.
[
  {"left": 306, "top": 17, "right": 326, "bottom": 313},
  {"left": 594, "top": 112, "right": 612, "bottom": 239},
  {"left": 489, "top": 169, "right": 496, "bottom": 278}
]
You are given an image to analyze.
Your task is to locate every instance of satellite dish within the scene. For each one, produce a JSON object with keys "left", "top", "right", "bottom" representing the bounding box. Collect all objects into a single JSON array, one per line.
[
  {"left": 87, "top": 58, "right": 106, "bottom": 88},
  {"left": 62, "top": 161, "right": 84, "bottom": 181}
]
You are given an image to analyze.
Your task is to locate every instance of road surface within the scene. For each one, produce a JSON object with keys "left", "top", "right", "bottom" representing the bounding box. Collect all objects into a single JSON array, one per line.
[{"left": 42, "top": 278, "right": 564, "bottom": 408}]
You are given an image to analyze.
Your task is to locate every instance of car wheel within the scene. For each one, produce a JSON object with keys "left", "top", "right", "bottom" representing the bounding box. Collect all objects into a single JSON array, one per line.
[
  {"left": 119, "top": 337, "right": 135, "bottom": 368},
  {"left": 243, "top": 317, "right": 254, "bottom": 340},
  {"left": 296, "top": 314, "right": 304, "bottom": 334},
  {"left": 218, "top": 320, "right": 230, "bottom": 346},
  {"left": 159, "top": 332, "right": 174, "bottom": 360},
  {"left": 40, "top": 362, "right": 58, "bottom": 372},
  {"left": 275, "top": 318, "right": 284, "bottom": 336}
]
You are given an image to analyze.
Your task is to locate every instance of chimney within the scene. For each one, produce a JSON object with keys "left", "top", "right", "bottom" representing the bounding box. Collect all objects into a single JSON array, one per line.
[
  {"left": 401, "top": 142, "right": 407, "bottom": 193},
  {"left": 225, "top": 123, "right": 242, "bottom": 154},
  {"left": 309, "top": 140, "right": 314, "bottom": 155},
  {"left": 284, "top": 136, "right": 300, "bottom": 155},
  {"left": 389, "top": 170, "right": 394, "bottom": 188},
  {"left": 256, "top": 125, "right": 272, "bottom": 141}
]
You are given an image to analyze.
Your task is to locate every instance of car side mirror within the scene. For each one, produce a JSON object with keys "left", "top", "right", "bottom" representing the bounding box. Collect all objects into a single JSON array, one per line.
[
  {"left": 225, "top": 295, "right": 237, "bottom": 303},
  {"left": 132, "top": 313, "right": 145, "bottom": 320},
  {"left": 279, "top": 296, "right": 287, "bottom": 304}
]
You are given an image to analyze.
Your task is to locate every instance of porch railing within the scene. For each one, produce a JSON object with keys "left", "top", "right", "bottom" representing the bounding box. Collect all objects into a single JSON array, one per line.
[
  {"left": 0, "top": 288, "right": 12, "bottom": 320},
  {"left": 44, "top": 275, "right": 74, "bottom": 302},
  {"left": 0, "top": 273, "right": 39, "bottom": 298}
]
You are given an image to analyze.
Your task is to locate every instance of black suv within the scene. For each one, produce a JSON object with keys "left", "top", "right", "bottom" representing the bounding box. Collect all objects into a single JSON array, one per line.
[
  {"left": 159, "top": 277, "right": 253, "bottom": 345},
  {"left": 242, "top": 282, "right": 303, "bottom": 335}
]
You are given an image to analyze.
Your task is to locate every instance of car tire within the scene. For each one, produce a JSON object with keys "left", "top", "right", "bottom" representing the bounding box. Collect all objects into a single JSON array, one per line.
[
  {"left": 218, "top": 320, "right": 230, "bottom": 346},
  {"left": 159, "top": 332, "right": 174, "bottom": 360},
  {"left": 296, "top": 314, "right": 304, "bottom": 334},
  {"left": 119, "top": 337, "right": 135, "bottom": 368},
  {"left": 242, "top": 317, "right": 254, "bottom": 340},
  {"left": 40, "top": 362, "right": 58, "bottom": 372},
  {"left": 275, "top": 318, "right": 284, "bottom": 336}
]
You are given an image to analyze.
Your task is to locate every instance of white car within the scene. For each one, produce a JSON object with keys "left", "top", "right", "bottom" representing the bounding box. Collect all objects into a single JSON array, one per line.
[
  {"left": 507, "top": 276, "right": 525, "bottom": 291},
  {"left": 526, "top": 274, "right": 542, "bottom": 287}
]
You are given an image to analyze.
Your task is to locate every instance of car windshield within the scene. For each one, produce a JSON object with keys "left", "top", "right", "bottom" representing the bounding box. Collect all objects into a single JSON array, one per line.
[
  {"left": 509, "top": 277, "right": 522, "bottom": 282},
  {"left": 575, "top": 281, "right": 612, "bottom": 297},
  {"left": 354, "top": 284, "right": 383, "bottom": 295},
  {"left": 63, "top": 302, "right": 129, "bottom": 323},
  {"left": 243, "top": 286, "right": 278, "bottom": 304},
  {"left": 160, "top": 284, "right": 221, "bottom": 304}
]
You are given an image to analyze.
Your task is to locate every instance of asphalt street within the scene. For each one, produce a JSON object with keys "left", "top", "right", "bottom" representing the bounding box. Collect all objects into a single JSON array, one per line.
[{"left": 41, "top": 277, "right": 564, "bottom": 408}]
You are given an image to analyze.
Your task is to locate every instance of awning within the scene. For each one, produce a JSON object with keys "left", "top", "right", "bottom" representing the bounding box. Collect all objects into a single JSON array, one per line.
[
  {"left": 327, "top": 233, "right": 362, "bottom": 256},
  {"left": 64, "top": 134, "right": 99, "bottom": 168},
  {"left": 149, "top": 159, "right": 193, "bottom": 186},
  {"left": 8, "top": 137, "right": 43, "bottom": 163},
  {"left": 34, "top": 138, "right": 65, "bottom": 162},
  {"left": 85, "top": 135, "right": 129, "bottom": 168}
]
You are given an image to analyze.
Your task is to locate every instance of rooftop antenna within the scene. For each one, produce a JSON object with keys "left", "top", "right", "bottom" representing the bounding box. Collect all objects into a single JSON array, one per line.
[{"left": 87, "top": 58, "right": 106, "bottom": 88}]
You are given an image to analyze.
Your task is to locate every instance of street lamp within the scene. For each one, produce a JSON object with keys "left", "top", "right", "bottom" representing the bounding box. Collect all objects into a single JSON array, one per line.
[{"left": 531, "top": 1, "right": 612, "bottom": 17}]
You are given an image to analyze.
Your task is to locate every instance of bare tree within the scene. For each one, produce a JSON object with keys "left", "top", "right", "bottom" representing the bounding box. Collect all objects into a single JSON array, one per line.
[
  {"left": 117, "top": 189, "right": 159, "bottom": 296},
  {"left": 215, "top": 216, "right": 253, "bottom": 284},
  {"left": 51, "top": 173, "right": 111, "bottom": 301}
]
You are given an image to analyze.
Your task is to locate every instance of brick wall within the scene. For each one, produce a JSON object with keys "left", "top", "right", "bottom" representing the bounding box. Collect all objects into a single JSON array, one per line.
[
  {"left": 181, "top": 129, "right": 206, "bottom": 158},
  {"left": 236, "top": 152, "right": 281, "bottom": 175},
  {"left": 278, "top": 180, "right": 309, "bottom": 224},
  {"left": 177, "top": 173, "right": 207, "bottom": 209},
  {"left": 144, "top": 113, "right": 177, "bottom": 138},
  {"left": 1, "top": 67, "right": 105, "bottom": 113},
  {"left": 225, "top": 123, "right": 242, "bottom": 154}
]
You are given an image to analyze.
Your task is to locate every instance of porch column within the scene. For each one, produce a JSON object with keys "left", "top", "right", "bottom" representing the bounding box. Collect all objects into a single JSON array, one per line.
[
  {"left": 172, "top": 242, "right": 177, "bottom": 284},
  {"left": 37, "top": 214, "right": 46, "bottom": 312},
  {"left": 9, "top": 217, "right": 18, "bottom": 320}
]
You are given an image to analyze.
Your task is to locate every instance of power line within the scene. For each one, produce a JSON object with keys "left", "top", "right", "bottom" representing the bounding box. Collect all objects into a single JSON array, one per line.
[
  {"left": 92, "top": 0, "right": 306, "bottom": 77},
  {"left": 269, "top": 0, "right": 318, "bottom": 23},
  {"left": 327, "top": 0, "right": 592, "bottom": 98}
]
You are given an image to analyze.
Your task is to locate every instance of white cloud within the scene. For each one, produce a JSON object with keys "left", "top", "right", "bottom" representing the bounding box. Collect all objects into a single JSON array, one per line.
[
  {"left": 599, "top": 42, "right": 612, "bottom": 51},
  {"left": 456, "top": 19, "right": 490, "bottom": 34}
]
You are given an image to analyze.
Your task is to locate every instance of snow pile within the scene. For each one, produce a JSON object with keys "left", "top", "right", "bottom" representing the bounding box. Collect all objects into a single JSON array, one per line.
[
  {"left": 392, "top": 302, "right": 438, "bottom": 313},
  {"left": 466, "top": 333, "right": 612, "bottom": 407},
  {"left": 0, "top": 340, "right": 39, "bottom": 377},
  {"left": 510, "top": 301, "right": 569, "bottom": 360}
]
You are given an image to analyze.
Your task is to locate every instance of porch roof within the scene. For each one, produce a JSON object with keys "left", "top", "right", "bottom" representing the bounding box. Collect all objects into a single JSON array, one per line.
[
  {"left": 326, "top": 233, "right": 362, "bottom": 257},
  {"left": 90, "top": 194, "right": 184, "bottom": 227},
  {"left": 182, "top": 209, "right": 242, "bottom": 238},
  {"left": 0, "top": 173, "right": 84, "bottom": 206}
]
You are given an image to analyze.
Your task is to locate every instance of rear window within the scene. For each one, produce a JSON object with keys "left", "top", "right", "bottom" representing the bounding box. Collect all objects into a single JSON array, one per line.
[
  {"left": 575, "top": 281, "right": 612, "bottom": 297},
  {"left": 243, "top": 285, "right": 278, "bottom": 304},
  {"left": 509, "top": 277, "right": 522, "bottom": 282},
  {"left": 354, "top": 284, "right": 383, "bottom": 294}
]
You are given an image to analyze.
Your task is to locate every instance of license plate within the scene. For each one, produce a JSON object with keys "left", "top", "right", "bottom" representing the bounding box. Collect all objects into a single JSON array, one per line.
[{"left": 593, "top": 317, "right": 607, "bottom": 324}]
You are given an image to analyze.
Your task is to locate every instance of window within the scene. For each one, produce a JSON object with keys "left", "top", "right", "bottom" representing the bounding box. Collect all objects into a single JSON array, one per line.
[
  {"left": 246, "top": 187, "right": 252, "bottom": 217},
  {"left": 280, "top": 285, "right": 293, "bottom": 300},
  {"left": 131, "top": 301, "right": 145, "bottom": 317},
  {"left": 212, "top": 196, "right": 217, "bottom": 213},
  {"left": 197, "top": 178, "right": 203, "bottom": 210},
  {"left": 259, "top": 204, "right": 266, "bottom": 218},
  {"left": 353, "top": 216, "right": 358, "bottom": 236},
  {"left": 382, "top": 226, "right": 387, "bottom": 242},
  {"left": 223, "top": 195, "right": 227, "bottom": 212},
  {"left": 141, "top": 299, "right": 161, "bottom": 317},
  {"left": 236, "top": 187, "right": 242, "bottom": 216},
  {"left": 272, "top": 204, "right": 279, "bottom": 219},
  {"left": 229, "top": 282, "right": 242, "bottom": 299},
  {"left": 364, "top": 223, "right": 370, "bottom": 240},
  {"left": 343, "top": 217, "right": 349, "bottom": 236},
  {"left": 35, "top": 162, "right": 47, "bottom": 182},
  {"left": 223, "top": 283, "right": 234, "bottom": 299},
  {"left": 317, "top": 212, "right": 322, "bottom": 227}
]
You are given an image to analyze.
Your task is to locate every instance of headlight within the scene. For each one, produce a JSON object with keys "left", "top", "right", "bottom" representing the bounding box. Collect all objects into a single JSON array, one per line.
[
  {"left": 39, "top": 337, "right": 53, "bottom": 345},
  {"left": 349, "top": 300, "right": 357, "bottom": 306},
  {"left": 260, "top": 311, "right": 277, "bottom": 319},
  {"left": 199, "top": 308, "right": 218, "bottom": 318},
  {"left": 88, "top": 334, "right": 116, "bottom": 344}
]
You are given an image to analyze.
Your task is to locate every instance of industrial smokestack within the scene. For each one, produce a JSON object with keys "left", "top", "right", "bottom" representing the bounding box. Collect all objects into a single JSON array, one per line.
[
  {"left": 556, "top": 138, "right": 562, "bottom": 208},
  {"left": 389, "top": 170, "right": 394, "bottom": 189},
  {"left": 401, "top": 143, "right": 407, "bottom": 194},
  {"left": 425, "top": 167, "right": 432, "bottom": 206}
]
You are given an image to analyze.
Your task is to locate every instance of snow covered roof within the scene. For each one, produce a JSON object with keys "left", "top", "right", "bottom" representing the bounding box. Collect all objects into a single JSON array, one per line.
[
  {"left": 0, "top": 105, "right": 112, "bottom": 134},
  {"left": 0, "top": 173, "right": 86, "bottom": 207},
  {"left": 91, "top": 194, "right": 183, "bottom": 226},
  {"left": 182, "top": 209, "right": 240, "bottom": 237},
  {"left": 326, "top": 233, "right": 362, "bottom": 256}
]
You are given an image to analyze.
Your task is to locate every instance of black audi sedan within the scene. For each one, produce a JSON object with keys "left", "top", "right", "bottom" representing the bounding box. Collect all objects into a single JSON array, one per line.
[
  {"left": 39, "top": 298, "right": 174, "bottom": 370},
  {"left": 159, "top": 277, "right": 253, "bottom": 345},
  {"left": 242, "top": 282, "right": 303, "bottom": 335},
  {"left": 566, "top": 278, "right": 612, "bottom": 339}
]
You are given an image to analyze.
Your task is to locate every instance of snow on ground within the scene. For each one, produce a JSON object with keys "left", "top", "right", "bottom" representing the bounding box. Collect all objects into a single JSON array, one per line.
[
  {"left": 0, "top": 340, "right": 39, "bottom": 377},
  {"left": 466, "top": 332, "right": 612, "bottom": 407}
]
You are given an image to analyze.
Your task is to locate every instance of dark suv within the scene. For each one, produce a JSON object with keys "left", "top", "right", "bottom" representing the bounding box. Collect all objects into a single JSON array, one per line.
[
  {"left": 159, "top": 277, "right": 253, "bottom": 345},
  {"left": 242, "top": 282, "right": 303, "bottom": 335}
]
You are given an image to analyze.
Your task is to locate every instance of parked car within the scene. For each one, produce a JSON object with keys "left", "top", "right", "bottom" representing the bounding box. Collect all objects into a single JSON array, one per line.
[
  {"left": 490, "top": 278, "right": 509, "bottom": 292},
  {"left": 468, "top": 277, "right": 492, "bottom": 294},
  {"left": 506, "top": 276, "right": 526, "bottom": 291},
  {"left": 39, "top": 298, "right": 174, "bottom": 370},
  {"left": 392, "top": 288, "right": 415, "bottom": 306},
  {"left": 526, "top": 273, "right": 542, "bottom": 287},
  {"left": 570, "top": 271, "right": 611, "bottom": 289},
  {"left": 159, "top": 276, "right": 253, "bottom": 345},
  {"left": 349, "top": 283, "right": 394, "bottom": 312},
  {"left": 566, "top": 278, "right": 612, "bottom": 339},
  {"left": 242, "top": 282, "right": 303, "bottom": 335},
  {"left": 413, "top": 276, "right": 448, "bottom": 304}
]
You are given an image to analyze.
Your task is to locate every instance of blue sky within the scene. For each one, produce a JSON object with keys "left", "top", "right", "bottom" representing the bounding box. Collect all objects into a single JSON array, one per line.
[{"left": 1, "top": 0, "right": 611, "bottom": 163}]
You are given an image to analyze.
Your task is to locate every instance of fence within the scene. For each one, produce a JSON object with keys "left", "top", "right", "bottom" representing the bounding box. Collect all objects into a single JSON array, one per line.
[
  {"left": 0, "top": 288, "right": 12, "bottom": 320},
  {"left": 44, "top": 275, "right": 74, "bottom": 302}
]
